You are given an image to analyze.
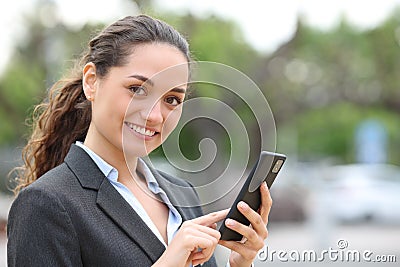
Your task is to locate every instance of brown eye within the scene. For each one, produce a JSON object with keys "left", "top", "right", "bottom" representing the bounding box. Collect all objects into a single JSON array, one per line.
[
  {"left": 129, "top": 86, "right": 147, "bottom": 95},
  {"left": 165, "top": 96, "right": 182, "bottom": 106}
]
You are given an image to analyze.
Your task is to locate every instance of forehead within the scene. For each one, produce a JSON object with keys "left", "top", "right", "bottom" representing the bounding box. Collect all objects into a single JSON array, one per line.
[
  {"left": 115, "top": 43, "right": 189, "bottom": 89},
  {"left": 130, "top": 43, "right": 188, "bottom": 75}
]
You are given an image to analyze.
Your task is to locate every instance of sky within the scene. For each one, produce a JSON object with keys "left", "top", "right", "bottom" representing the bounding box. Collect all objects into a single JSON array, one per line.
[
  {"left": 1, "top": 0, "right": 400, "bottom": 74},
  {"left": 155, "top": 0, "right": 400, "bottom": 51}
]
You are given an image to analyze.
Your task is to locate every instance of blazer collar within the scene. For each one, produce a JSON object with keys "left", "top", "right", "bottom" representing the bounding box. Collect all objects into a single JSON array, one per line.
[
  {"left": 64, "top": 144, "right": 104, "bottom": 190},
  {"left": 64, "top": 144, "right": 166, "bottom": 263},
  {"left": 144, "top": 162, "right": 197, "bottom": 222}
]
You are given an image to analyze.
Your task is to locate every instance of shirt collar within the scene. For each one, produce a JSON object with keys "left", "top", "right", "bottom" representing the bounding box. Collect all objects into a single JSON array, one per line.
[
  {"left": 136, "top": 157, "right": 159, "bottom": 189},
  {"left": 75, "top": 141, "right": 114, "bottom": 178},
  {"left": 75, "top": 141, "right": 161, "bottom": 193}
]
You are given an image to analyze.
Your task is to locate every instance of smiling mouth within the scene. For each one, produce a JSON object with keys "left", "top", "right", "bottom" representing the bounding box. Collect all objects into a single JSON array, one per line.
[{"left": 125, "top": 122, "right": 158, "bottom": 137}]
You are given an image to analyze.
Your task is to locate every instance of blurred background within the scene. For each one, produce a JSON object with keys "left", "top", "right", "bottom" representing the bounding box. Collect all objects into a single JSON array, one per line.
[{"left": 1, "top": 0, "right": 400, "bottom": 266}]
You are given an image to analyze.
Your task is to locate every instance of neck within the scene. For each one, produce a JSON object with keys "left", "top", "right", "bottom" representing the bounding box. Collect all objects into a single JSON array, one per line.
[{"left": 83, "top": 124, "right": 138, "bottom": 181}]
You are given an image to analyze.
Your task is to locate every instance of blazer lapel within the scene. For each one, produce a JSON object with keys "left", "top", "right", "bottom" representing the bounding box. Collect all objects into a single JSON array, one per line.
[
  {"left": 96, "top": 179, "right": 166, "bottom": 262},
  {"left": 145, "top": 163, "right": 198, "bottom": 222},
  {"left": 65, "top": 144, "right": 166, "bottom": 263}
]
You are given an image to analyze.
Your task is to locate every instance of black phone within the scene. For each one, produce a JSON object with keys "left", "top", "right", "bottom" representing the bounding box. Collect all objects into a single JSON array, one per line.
[{"left": 219, "top": 151, "right": 286, "bottom": 241}]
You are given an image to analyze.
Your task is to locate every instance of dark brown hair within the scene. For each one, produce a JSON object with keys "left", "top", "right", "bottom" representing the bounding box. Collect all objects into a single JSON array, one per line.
[{"left": 12, "top": 14, "right": 191, "bottom": 193}]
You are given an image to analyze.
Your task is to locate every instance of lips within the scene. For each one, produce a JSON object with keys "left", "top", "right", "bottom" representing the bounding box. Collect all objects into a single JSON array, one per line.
[{"left": 124, "top": 122, "right": 158, "bottom": 137}]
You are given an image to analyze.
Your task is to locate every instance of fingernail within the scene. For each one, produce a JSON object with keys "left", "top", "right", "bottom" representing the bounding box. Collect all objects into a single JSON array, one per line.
[
  {"left": 238, "top": 201, "right": 248, "bottom": 210},
  {"left": 263, "top": 181, "right": 268, "bottom": 188},
  {"left": 226, "top": 218, "right": 235, "bottom": 226}
]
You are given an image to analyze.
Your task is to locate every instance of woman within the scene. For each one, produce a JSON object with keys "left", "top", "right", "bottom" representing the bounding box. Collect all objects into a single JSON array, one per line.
[{"left": 7, "top": 15, "right": 271, "bottom": 267}]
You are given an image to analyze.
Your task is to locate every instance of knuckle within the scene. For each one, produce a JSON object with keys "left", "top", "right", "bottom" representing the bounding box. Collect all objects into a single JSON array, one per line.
[
  {"left": 232, "top": 242, "right": 241, "bottom": 251},
  {"left": 181, "top": 223, "right": 190, "bottom": 231},
  {"left": 269, "top": 197, "right": 273, "bottom": 206},
  {"left": 254, "top": 216, "right": 263, "bottom": 226},
  {"left": 210, "top": 211, "right": 220, "bottom": 218},
  {"left": 181, "top": 226, "right": 194, "bottom": 236},
  {"left": 182, "top": 221, "right": 191, "bottom": 227},
  {"left": 206, "top": 239, "right": 213, "bottom": 248},
  {"left": 182, "top": 234, "right": 191, "bottom": 245},
  {"left": 248, "top": 230, "right": 258, "bottom": 241},
  {"left": 262, "top": 228, "right": 269, "bottom": 239}
]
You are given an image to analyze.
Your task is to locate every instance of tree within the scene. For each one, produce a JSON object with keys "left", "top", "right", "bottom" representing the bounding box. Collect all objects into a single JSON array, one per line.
[{"left": 0, "top": 2, "right": 103, "bottom": 146}]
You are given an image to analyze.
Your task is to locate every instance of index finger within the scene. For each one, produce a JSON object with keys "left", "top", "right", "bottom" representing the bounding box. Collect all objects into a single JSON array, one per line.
[
  {"left": 259, "top": 181, "right": 273, "bottom": 224},
  {"left": 191, "top": 209, "right": 230, "bottom": 226}
]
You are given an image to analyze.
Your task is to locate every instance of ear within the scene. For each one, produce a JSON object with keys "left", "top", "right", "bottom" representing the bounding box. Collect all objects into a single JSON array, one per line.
[{"left": 82, "top": 62, "right": 97, "bottom": 101}]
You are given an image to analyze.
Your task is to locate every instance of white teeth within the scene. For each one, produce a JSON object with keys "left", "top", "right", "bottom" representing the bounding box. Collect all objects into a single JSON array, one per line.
[{"left": 127, "top": 123, "right": 156, "bottom": 137}]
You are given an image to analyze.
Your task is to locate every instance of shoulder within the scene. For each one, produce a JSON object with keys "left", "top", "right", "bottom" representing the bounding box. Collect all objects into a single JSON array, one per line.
[
  {"left": 7, "top": 167, "right": 75, "bottom": 241},
  {"left": 16, "top": 163, "right": 79, "bottom": 201},
  {"left": 10, "top": 163, "right": 75, "bottom": 212},
  {"left": 7, "top": 166, "right": 82, "bottom": 266},
  {"left": 9, "top": 161, "right": 84, "bottom": 223}
]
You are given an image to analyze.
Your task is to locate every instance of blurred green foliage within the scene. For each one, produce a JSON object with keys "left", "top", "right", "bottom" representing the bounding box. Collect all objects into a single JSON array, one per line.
[
  {"left": 1, "top": 0, "right": 400, "bottom": 193},
  {"left": 260, "top": 11, "right": 400, "bottom": 164}
]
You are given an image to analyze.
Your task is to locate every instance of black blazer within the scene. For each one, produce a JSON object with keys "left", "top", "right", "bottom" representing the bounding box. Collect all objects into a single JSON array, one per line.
[{"left": 7, "top": 144, "right": 217, "bottom": 267}]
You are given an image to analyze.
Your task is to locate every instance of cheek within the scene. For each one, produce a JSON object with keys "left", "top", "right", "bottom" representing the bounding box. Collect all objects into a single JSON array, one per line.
[
  {"left": 118, "top": 98, "right": 132, "bottom": 120},
  {"left": 102, "top": 91, "right": 132, "bottom": 122},
  {"left": 161, "top": 107, "right": 182, "bottom": 141},
  {"left": 92, "top": 91, "right": 131, "bottom": 135}
]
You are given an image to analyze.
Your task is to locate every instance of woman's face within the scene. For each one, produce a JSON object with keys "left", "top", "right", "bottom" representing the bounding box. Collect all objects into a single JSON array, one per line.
[{"left": 84, "top": 43, "right": 189, "bottom": 159}]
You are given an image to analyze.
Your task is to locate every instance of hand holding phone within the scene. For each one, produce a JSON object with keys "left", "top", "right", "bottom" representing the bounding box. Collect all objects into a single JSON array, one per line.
[{"left": 219, "top": 151, "right": 286, "bottom": 241}]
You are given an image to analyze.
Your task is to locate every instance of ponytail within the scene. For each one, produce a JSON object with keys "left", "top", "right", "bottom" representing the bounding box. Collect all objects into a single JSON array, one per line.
[{"left": 13, "top": 70, "right": 91, "bottom": 193}]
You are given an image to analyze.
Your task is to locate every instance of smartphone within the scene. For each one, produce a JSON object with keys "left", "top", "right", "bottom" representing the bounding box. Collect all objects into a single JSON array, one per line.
[{"left": 219, "top": 151, "right": 286, "bottom": 241}]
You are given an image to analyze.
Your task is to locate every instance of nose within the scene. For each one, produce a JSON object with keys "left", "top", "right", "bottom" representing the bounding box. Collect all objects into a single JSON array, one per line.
[{"left": 142, "top": 99, "right": 163, "bottom": 124}]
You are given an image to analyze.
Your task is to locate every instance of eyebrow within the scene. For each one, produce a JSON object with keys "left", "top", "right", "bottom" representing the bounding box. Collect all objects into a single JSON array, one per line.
[
  {"left": 129, "top": 74, "right": 154, "bottom": 86},
  {"left": 128, "top": 74, "right": 186, "bottom": 94},
  {"left": 170, "top": 87, "right": 186, "bottom": 94}
]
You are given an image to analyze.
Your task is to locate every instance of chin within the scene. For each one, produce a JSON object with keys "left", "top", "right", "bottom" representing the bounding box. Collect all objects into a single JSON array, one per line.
[
  {"left": 122, "top": 128, "right": 162, "bottom": 157},
  {"left": 122, "top": 143, "right": 156, "bottom": 158}
]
